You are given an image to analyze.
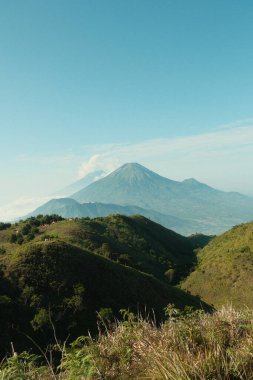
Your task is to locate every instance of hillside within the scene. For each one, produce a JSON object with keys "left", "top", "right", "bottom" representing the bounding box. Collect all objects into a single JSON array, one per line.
[
  {"left": 70, "top": 163, "right": 253, "bottom": 234},
  {"left": 181, "top": 221, "right": 253, "bottom": 308},
  {"left": 0, "top": 216, "right": 208, "bottom": 355},
  {"left": 28, "top": 214, "right": 197, "bottom": 283}
]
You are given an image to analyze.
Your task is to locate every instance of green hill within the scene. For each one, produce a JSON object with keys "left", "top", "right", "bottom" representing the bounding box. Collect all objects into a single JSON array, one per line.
[
  {"left": 181, "top": 222, "right": 253, "bottom": 308},
  {"left": 0, "top": 216, "right": 208, "bottom": 355},
  {"left": 30, "top": 214, "right": 197, "bottom": 283}
]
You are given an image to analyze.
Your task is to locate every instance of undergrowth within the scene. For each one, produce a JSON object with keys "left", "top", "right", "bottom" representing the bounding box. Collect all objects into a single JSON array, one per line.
[{"left": 2, "top": 305, "right": 253, "bottom": 379}]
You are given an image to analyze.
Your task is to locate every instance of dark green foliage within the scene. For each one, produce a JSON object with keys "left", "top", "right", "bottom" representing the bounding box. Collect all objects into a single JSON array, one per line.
[
  {"left": 0, "top": 271, "right": 16, "bottom": 357},
  {"left": 0, "top": 247, "right": 6, "bottom": 255},
  {"left": 0, "top": 215, "right": 210, "bottom": 356},
  {"left": 187, "top": 233, "right": 215, "bottom": 249},
  {"left": 0, "top": 239, "right": 206, "bottom": 355},
  {"left": 26, "top": 214, "right": 64, "bottom": 226},
  {"left": 10, "top": 233, "right": 17, "bottom": 243},
  {"left": 6, "top": 215, "right": 64, "bottom": 245},
  {"left": 21, "top": 223, "right": 32, "bottom": 235},
  {"left": 26, "top": 232, "right": 35, "bottom": 241},
  {"left": 97, "top": 307, "right": 114, "bottom": 323},
  {"left": 16, "top": 234, "right": 24, "bottom": 245},
  {"left": 0, "top": 222, "right": 11, "bottom": 231},
  {"left": 42, "top": 214, "right": 197, "bottom": 283}
]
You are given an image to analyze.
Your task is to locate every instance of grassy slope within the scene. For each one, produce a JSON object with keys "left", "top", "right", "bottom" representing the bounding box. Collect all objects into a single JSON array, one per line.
[
  {"left": 5, "top": 240, "right": 202, "bottom": 314},
  {"left": 0, "top": 217, "right": 208, "bottom": 354},
  {"left": 32, "top": 214, "right": 196, "bottom": 283},
  {"left": 182, "top": 222, "right": 253, "bottom": 308},
  {"left": 1, "top": 306, "right": 253, "bottom": 379}
]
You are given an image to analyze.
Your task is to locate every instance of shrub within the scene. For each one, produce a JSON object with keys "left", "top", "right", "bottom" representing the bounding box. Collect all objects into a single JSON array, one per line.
[{"left": 2, "top": 306, "right": 253, "bottom": 379}]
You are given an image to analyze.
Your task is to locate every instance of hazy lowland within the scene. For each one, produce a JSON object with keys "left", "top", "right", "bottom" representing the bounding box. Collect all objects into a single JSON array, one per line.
[{"left": 1, "top": 163, "right": 253, "bottom": 379}]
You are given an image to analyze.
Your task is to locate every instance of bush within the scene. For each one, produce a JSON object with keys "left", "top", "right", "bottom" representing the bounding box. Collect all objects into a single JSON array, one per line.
[
  {"left": 0, "top": 247, "right": 6, "bottom": 255},
  {"left": 0, "top": 222, "right": 11, "bottom": 231},
  {"left": 1, "top": 306, "right": 253, "bottom": 379},
  {"left": 10, "top": 234, "right": 17, "bottom": 243},
  {"left": 21, "top": 223, "right": 32, "bottom": 236}
]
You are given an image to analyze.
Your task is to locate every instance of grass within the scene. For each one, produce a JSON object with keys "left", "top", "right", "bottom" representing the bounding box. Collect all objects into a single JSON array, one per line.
[
  {"left": 0, "top": 215, "right": 208, "bottom": 357},
  {"left": 2, "top": 305, "right": 253, "bottom": 379},
  {"left": 182, "top": 221, "right": 253, "bottom": 308},
  {"left": 0, "top": 238, "right": 205, "bottom": 356}
]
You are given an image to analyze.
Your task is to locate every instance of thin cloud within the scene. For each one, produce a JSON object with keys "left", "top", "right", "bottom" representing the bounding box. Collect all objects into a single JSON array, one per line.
[{"left": 78, "top": 154, "right": 121, "bottom": 178}]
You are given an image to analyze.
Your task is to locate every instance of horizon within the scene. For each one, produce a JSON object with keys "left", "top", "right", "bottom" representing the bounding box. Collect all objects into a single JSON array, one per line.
[{"left": 1, "top": 1, "right": 253, "bottom": 220}]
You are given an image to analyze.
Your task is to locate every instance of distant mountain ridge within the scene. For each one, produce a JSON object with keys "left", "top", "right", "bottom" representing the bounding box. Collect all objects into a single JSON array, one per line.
[
  {"left": 29, "top": 163, "right": 253, "bottom": 235},
  {"left": 28, "top": 198, "right": 193, "bottom": 235}
]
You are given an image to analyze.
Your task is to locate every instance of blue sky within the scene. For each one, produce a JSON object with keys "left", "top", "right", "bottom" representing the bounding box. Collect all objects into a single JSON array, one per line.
[{"left": 0, "top": 0, "right": 253, "bottom": 219}]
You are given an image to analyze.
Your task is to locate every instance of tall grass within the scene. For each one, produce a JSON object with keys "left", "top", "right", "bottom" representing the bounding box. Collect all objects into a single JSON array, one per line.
[{"left": 2, "top": 305, "right": 253, "bottom": 379}]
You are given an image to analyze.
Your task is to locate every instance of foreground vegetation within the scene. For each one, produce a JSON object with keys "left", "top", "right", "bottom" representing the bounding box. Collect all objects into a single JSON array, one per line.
[
  {"left": 2, "top": 305, "right": 253, "bottom": 379},
  {"left": 2, "top": 215, "right": 253, "bottom": 378}
]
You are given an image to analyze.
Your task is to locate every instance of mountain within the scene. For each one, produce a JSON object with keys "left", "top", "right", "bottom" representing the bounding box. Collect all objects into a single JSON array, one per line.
[
  {"left": 72, "top": 162, "right": 178, "bottom": 207},
  {"left": 54, "top": 170, "right": 105, "bottom": 196},
  {"left": 71, "top": 163, "right": 253, "bottom": 234},
  {"left": 28, "top": 198, "right": 193, "bottom": 235},
  {"left": 181, "top": 221, "right": 253, "bottom": 308},
  {"left": 0, "top": 215, "right": 208, "bottom": 354}
]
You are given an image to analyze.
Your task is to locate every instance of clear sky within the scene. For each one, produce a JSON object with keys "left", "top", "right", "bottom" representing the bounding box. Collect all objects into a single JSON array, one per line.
[{"left": 0, "top": 0, "right": 253, "bottom": 220}]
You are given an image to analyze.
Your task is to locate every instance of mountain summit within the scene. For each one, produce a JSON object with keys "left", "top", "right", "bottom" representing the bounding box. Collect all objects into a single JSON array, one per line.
[
  {"left": 71, "top": 163, "right": 178, "bottom": 208},
  {"left": 106, "top": 163, "right": 172, "bottom": 184}
]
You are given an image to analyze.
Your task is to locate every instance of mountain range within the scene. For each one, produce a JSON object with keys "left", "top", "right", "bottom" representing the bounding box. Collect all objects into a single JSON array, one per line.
[{"left": 28, "top": 163, "right": 253, "bottom": 235}]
